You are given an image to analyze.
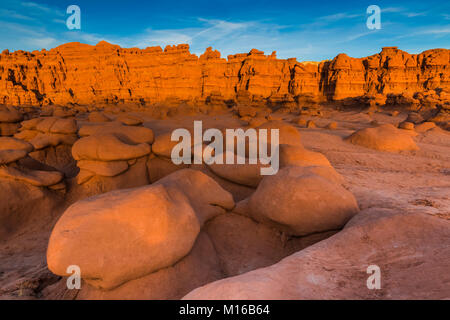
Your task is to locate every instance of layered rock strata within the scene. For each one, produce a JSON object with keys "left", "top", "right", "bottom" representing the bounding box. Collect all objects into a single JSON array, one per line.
[{"left": 0, "top": 44, "right": 448, "bottom": 109}]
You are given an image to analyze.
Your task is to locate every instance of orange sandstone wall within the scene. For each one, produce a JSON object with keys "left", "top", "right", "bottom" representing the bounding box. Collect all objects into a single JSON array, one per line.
[{"left": 0, "top": 42, "right": 448, "bottom": 106}]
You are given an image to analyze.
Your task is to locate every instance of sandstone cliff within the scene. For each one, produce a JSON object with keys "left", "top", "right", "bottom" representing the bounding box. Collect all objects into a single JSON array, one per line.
[{"left": 0, "top": 42, "right": 448, "bottom": 107}]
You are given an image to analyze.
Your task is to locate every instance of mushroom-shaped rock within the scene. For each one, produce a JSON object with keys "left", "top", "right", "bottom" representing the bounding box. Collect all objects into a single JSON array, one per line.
[
  {"left": 35, "top": 117, "right": 59, "bottom": 132},
  {"left": 0, "top": 149, "right": 28, "bottom": 165},
  {"left": 72, "top": 133, "right": 151, "bottom": 161},
  {"left": 49, "top": 118, "right": 78, "bottom": 134},
  {"left": 152, "top": 131, "right": 192, "bottom": 158},
  {"left": 79, "top": 123, "right": 154, "bottom": 144},
  {"left": 0, "top": 137, "right": 33, "bottom": 165},
  {"left": 15, "top": 117, "right": 78, "bottom": 147},
  {"left": 0, "top": 137, "right": 33, "bottom": 153},
  {"left": 247, "top": 166, "right": 359, "bottom": 236},
  {"left": 21, "top": 118, "right": 43, "bottom": 130},
  {"left": 345, "top": 124, "right": 419, "bottom": 152},
  {"left": 0, "top": 166, "right": 63, "bottom": 187},
  {"left": 14, "top": 129, "right": 38, "bottom": 141},
  {"left": 207, "top": 145, "right": 333, "bottom": 188},
  {"left": 47, "top": 183, "right": 201, "bottom": 290},
  {"left": 40, "top": 116, "right": 75, "bottom": 132},
  {"left": 155, "top": 169, "right": 235, "bottom": 225},
  {"left": 0, "top": 106, "right": 23, "bottom": 123},
  {"left": 30, "top": 133, "right": 78, "bottom": 150},
  {"left": 77, "top": 160, "right": 129, "bottom": 177},
  {"left": 13, "top": 117, "right": 78, "bottom": 175}
]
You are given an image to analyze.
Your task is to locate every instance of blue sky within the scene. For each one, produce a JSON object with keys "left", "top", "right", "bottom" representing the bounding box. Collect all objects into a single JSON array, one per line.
[{"left": 0, "top": 0, "right": 449, "bottom": 61}]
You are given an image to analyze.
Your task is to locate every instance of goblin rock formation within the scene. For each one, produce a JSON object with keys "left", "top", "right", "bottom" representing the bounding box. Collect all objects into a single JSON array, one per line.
[{"left": 0, "top": 43, "right": 448, "bottom": 108}]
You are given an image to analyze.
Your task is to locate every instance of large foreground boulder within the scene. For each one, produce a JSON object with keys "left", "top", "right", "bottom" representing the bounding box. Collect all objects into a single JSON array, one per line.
[
  {"left": 47, "top": 184, "right": 201, "bottom": 290},
  {"left": 75, "top": 232, "right": 223, "bottom": 300},
  {"left": 47, "top": 169, "right": 234, "bottom": 291}
]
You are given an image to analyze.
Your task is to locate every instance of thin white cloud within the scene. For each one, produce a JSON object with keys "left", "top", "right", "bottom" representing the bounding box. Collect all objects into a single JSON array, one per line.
[
  {"left": 382, "top": 7, "right": 405, "bottom": 13},
  {"left": 417, "top": 27, "right": 450, "bottom": 35},
  {"left": 20, "top": 1, "right": 65, "bottom": 17},
  {"left": 406, "top": 12, "right": 427, "bottom": 18},
  {"left": 382, "top": 7, "right": 429, "bottom": 18},
  {"left": 192, "top": 19, "right": 255, "bottom": 40},
  {"left": 345, "top": 31, "right": 376, "bottom": 42},
  {"left": 52, "top": 19, "right": 66, "bottom": 25},
  {"left": 0, "top": 9, "right": 35, "bottom": 21},
  {"left": 391, "top": 25, "right": 450, "bottom": 39},
  {"left": 318, "top": 12, "right": 362, "bottom": 21},
  {"left": 0, "top": 21, "right": 46, "bottom": 37}
]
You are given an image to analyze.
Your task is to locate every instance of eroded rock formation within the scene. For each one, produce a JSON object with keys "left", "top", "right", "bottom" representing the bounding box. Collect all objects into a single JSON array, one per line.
[{"left": 0, "top": 43, "right": 448, "bottom": 108}]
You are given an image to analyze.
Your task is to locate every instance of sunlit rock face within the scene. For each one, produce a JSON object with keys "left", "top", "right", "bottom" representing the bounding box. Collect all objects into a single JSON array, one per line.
[{"left": 0, "top": 43, "right": 448, "bottom": 106}]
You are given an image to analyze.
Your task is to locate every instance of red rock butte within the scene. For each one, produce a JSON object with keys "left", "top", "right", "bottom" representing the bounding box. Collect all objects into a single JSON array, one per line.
[{"left": 0, "top": 42, "right": 449, "bottom": 106}]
